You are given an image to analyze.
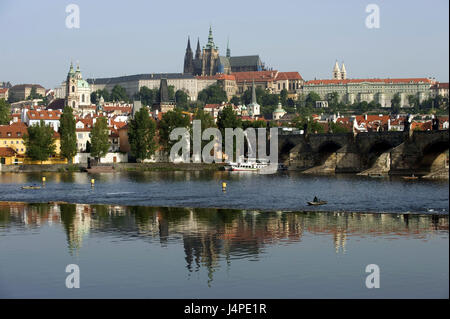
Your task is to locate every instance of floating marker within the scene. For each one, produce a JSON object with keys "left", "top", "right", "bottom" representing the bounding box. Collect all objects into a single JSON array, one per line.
[
  {"left": 42, "top": 177, "right": 46, "bottom": 183},
  {"left": 222, "top": 182, "right": 227, "bottom": 188},
  {"left": 91, "top": 179, "right": 95, "bottom": 187}
]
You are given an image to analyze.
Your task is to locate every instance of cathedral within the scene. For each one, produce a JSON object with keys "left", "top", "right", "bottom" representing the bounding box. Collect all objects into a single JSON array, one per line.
[{"left": 183, "top": 27, "right": 266, "bottom": 76}]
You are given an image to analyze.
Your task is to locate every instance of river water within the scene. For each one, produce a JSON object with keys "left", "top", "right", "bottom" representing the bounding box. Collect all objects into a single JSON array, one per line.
[{"left": 0, "top": 172, "right": 448, "bottom": 298}]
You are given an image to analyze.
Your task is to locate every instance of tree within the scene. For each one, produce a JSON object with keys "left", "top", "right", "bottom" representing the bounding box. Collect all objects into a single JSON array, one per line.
[
  {"left": 216, "top": 105, "right": 242, "bottom": 133},
  {"left": 329, "top": 122, "right": 350, "bottom": 133},
  {"left": 59, "top": 106, "right": 77, "bottom": 163},
  {"left": 280, "top": 89, "right": 288, "bottom": 106},
  {"left": 198, "top": 84, "right": 228, "bottom": 104},
  {"left": 391, "top": 93, "right": 401, "bottom": 114},
  {"left": 27, "top": 87, "right": 43, "bottom": 100},
  {"left": 24, "top": 120, "right": 56, "bottom": 163},
  {"left": 128, "top": 107, "right": 157, "bottom": 161},
  {"left": 0, "top": 99, "right": 11, "bottom": 125},
  {"left": 230, "top": 96, "right": 240, "bottom": 106},
  {"left": 292, "top": 116, "right": 324, "bottom": 134},
  {"left": 158, "top": 109, "right": 190, "bottom": 151},
  {"left": 110, "top": 85, "right": 129, "bottom": 102},
  {"left": 90, "top": 117, "right": 110, "bottom": 160},
  {"left": 136, "top": 86, "right": 157, "bottom": 106},
  {"left": 175, "top": 90, "right": 189, "bottom": 110},
  {"left": 305, "top": 92, "right": 321, "bottom": 108}
]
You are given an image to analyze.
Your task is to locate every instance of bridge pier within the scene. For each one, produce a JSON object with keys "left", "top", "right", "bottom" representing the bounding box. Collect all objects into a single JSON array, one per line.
[{"left": 279, "top": 130, "right": 449, "bottom": 178}]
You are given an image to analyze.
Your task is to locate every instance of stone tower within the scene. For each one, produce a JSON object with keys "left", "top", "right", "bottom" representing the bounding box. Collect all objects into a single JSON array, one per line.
[
  {"left": 332, "top": 61, "right": 341, "bottom": 80},
  {"left": 201, "top": 26, "right": 220, "bottom": 76},
  {"left": 153, "top": 78, "right": 175, "bottom": 113},
  {"left": 226, "top": 38, "right": 231, "bottom": 58},
  {"left": 183, "top": 37, "right": 194, "bottom": 74},
  {"left": 340, "top": 62, "right": 347, "bottom": 80},
  {"left": 66, "top": 62, "right": 78, "bottom": 108}
]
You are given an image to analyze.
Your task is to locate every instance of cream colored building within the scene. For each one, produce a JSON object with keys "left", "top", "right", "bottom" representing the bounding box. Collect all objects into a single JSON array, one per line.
[{"left": 302, "top": 77, "right": 434, "bottom": 108}]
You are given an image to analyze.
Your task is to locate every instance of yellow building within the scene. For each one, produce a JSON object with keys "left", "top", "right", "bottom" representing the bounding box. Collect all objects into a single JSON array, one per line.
[{"left": 0, "top": 122, "right": 67, "bottom": 165}]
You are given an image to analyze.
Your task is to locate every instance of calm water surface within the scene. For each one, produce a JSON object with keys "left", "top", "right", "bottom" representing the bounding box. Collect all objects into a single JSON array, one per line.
[
  {"left": 0, "top": 171, "right": 448, "bottom": 214},
  {"left": 0, "top": 172, "right": 448, "bottom": 298}
]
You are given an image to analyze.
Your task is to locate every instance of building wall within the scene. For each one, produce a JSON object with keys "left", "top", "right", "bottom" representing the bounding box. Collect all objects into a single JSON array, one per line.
[{"left": 302, "top": 81, "right": 432, "bottom": 107}]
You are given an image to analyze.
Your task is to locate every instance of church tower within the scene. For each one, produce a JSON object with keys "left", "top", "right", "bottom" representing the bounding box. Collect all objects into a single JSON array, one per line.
[
  {"left": 226, "top": 38, "right": 231, "bottom": 58},
  {"left": 65, "top": 61, "right": 91, "bottom": 109},
  {"left": 332, "top": 61, "right": 341, "bottom": 80},
  {"left": 183, "top": 37, "right": 194, "bottom": 74},
  {"left": 340, "top": 62, "right": 347, "bottom": 79},
  {"left": 66, "top": 62, "right": 78, "bottom": 108},
  {"left": 201, "top": 26, "right": 220, "bottom": 76}
]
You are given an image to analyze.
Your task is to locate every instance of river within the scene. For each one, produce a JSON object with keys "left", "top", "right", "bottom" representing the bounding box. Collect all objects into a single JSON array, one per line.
[{"left": 0, "top": 172, "right": 448, "bottom": 298}]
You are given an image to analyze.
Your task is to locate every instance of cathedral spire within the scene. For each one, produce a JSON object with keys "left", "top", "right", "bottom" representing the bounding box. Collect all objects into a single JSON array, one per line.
[
  {"left": 226, "top": 37, "right": 230, "bottom": 58},
  {"left": 206, "top": 25, "right": 215, "bottom": 49},
  {"left": 184, "top": 36, "right": 194, "bottom": 74},
  {"left": 195, "top": 38, "right": 201, "bottom": 60},
  {"left": 186, "top": 36, "right": 192, "bottom": 51}
]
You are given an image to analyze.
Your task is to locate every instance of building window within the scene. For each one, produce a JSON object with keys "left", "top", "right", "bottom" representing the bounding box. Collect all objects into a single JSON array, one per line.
[{"left": 72, "top": 86, "right": 75, "bottom": 93}]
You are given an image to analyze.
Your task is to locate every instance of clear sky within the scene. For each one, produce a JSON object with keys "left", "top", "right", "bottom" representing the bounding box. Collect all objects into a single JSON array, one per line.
[{"left": 0, "top": 0, "right": 448, "bottom": 89}]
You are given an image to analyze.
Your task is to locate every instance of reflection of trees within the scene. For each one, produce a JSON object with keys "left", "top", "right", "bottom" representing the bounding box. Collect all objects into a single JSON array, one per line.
[{"left": 60, "top": 204, "right": 78, "bottom": 254}]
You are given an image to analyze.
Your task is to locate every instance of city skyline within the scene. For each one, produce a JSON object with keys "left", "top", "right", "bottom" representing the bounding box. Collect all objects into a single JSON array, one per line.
[{"left": 0, "top": 0, "right": 449, "bottom": 89}]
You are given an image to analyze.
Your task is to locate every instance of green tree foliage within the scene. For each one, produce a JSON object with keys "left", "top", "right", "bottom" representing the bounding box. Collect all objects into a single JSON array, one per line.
[
  {"left": 136, "top": 86, "right": 158, "bottom": 106},
  {"left": 128, "top": 107, "right": 157, "bottom": 161},
  {"left": 24, "top": 120, "right": 56, "bottom": 163},
  {"left": 0, "top": 99, "right": 11, "bottom": 124},
  {"left": 26, "top": 87, "right": 43, "bottom": 100},
  {"left": 230, "top": 96, "right": 240, "bottom": 106},
  {"left": 175, "top": 90, "right": 189, "bottom": 110},
  {"left": 216, "top": 105, "right": 242, "bottom": 134},
  {"left": 329, "top": 121, "right": 351, "bottom": 133},
  {"left": 110, "top": 85, "right": 129, "bottom": 102},
  {"left": 279, "top": 89, "right": 288, "bottom": 106},
  {"left": 292, "top": 116, "right": 325, "bottom": 134},
  {"left": 198, "top": 84, "right": 228, "bottom": 104},
  {"left": 304, "top": 92, "right": 321, "bottom": 108},
  {"left": 193, "top": 108, "right": 216, "bottom": 131},
  {"left": 90, "top": 117, "right": 110, "bottom": 160},
  {"left": 91, "top": 89, "right": 110, "bottom": 104},
  {"left": 59, "top": 106, "right": 77, "bottom": 162},
  {"left": 391, "top": 93, "right": 401, "bottom": 114},
  {"left": 158, "top": 109, "right": 190, "bottom": 151}
]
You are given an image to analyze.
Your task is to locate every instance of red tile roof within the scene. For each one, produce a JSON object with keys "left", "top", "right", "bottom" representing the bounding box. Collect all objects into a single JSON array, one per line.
[
  {"left": 27, "top": 110, "right": 61, "bottom": 120},
  {"left": 0, "top": 147, "right": 17, "bottom": 157},
  {"left": 305, "top": 78, "right": 433, "bottom": 85},
  {"left": 233, "top": 71, "right": 279, "bottom": 83},
  {"left": 275, "top": 72, "right": 303, "bottom": 81},
  {"left": 0, "top": 123, "right": 28, "bottom": 138}
]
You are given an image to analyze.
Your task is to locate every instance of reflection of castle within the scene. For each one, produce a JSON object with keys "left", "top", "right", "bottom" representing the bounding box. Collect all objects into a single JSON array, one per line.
[
  {"left": 183, "top": 27, "right": 265, "bottom": 76},
  {"left": 3, "top": 203, "right": 449, "bottom": 284}
]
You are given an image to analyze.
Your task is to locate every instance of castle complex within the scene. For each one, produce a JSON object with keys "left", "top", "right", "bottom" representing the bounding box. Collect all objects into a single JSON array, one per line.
[{"left": 183, "top": 27, "right": 265, "bottom": 76}]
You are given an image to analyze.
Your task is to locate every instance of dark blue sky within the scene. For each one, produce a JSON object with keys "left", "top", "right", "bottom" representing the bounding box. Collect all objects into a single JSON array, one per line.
[{"left": 0, "top": 0, "right": 448, "bottom": 89}]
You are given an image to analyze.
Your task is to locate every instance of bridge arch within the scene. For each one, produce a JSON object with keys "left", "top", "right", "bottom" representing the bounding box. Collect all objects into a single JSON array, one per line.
[
  {"left": 417, "top": 140, "right": 449, "bottom": 173},
  {"left": 365, "top": 140, "right": 394, "bottom": 167},
  {"left": 315, "top": 141, "right": 342, "bottom": 165}
]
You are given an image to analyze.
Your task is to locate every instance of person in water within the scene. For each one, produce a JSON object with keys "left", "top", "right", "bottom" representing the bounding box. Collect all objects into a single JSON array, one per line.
[{"left": 313, "top": 196, "right": 319, "bottom": 202}]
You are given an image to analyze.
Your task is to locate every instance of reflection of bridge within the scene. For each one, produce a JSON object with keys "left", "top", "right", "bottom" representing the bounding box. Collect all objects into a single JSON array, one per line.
[{"left": 279, "top": 130, "right": 449, "bottom": 176}]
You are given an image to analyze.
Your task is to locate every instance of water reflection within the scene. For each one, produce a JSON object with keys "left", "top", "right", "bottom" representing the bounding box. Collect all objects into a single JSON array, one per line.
[{"left": 0, "top": 201, "right": 447, "bottom": 285}]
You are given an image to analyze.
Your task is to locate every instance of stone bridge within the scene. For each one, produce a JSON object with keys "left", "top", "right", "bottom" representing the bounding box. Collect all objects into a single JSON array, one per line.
[{"left": 278, "top": 130, "right": 449, "bottom": 176}]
